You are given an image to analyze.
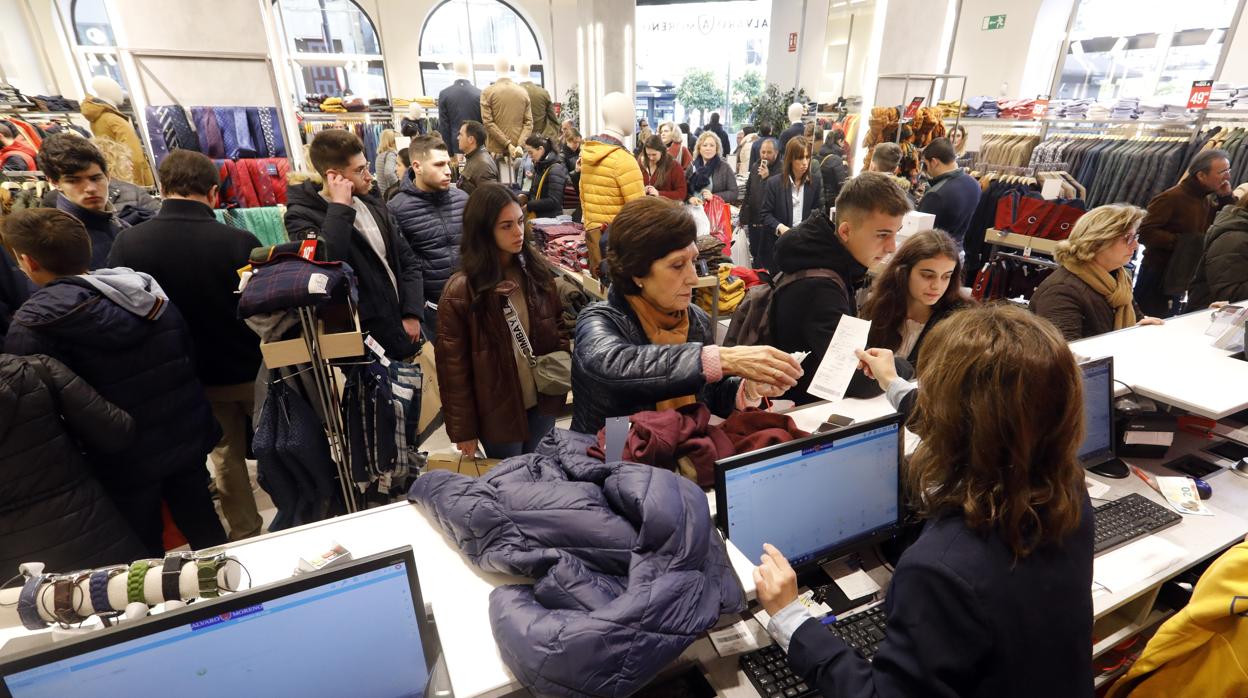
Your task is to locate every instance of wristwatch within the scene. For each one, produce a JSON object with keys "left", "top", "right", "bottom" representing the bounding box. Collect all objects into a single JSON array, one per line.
[
  {"left": 127, "top": 559, "right": 159, "bottom": 605},
  {"left": 162, "top": 553, "right": 191, "bottom": 602},
  {"left": 51, "top": 571, "right": 90, "bottom": 625},
  {"left": 195, "top": 551, "right": 227, "bottom": 598},
  {"left": 89, "top": 565, "right": 128, "bottom": 615},
  {"left": 17, "top": 574, "right": 47, "bottom": 630}
]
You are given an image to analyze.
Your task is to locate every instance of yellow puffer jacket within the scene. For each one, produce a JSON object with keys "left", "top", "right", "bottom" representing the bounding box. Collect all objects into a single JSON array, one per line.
[
  {"left": 579, "top": 139, "right": 644, "bottom": 235},
  {"left": 1107, "top": 542, "right": 1248, "bottom": 698},
  {"left": 80, "top": 97, "right": 155, "bottom": 187}
]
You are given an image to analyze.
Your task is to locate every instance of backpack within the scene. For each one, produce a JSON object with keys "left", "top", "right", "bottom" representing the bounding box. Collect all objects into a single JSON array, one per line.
[{"left": 724, "top": 268, "right": 846, "bottom": 347}]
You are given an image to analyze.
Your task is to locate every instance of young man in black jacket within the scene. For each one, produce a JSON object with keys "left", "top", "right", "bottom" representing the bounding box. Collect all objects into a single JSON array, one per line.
[
  {"left": 38, "top": 134, "right": 127, "bottom": 270},
  {"left": 285, "top": 129, "right": 425, "bottom": 359},
  {"left": 109, "top": 150, "right": 264, "bottom": 541},
  {"left": 771, "top": 172, "right": 913, "bottom": 404},
  {"left": 3, "top": 208, "right": 227, "bottom": 555},
  {"left": 918, "top": 137, "right": 981, "bottom": 246}
]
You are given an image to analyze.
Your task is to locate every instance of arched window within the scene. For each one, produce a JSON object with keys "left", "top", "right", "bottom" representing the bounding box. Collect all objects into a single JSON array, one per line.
[
  {"left": 419, "top": 0, "right": 544, "bottom": 95},
  {"left": 274, "top": 0, "right": 388, "bottom": 106},
  {"left": 69, "top": 0, "right": 126, "bottom": 92}
]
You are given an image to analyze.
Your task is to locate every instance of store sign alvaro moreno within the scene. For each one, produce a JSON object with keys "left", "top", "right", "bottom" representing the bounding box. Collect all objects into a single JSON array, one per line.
[{"left": 643, "top": 16, "right": 769, "bottom": 35}]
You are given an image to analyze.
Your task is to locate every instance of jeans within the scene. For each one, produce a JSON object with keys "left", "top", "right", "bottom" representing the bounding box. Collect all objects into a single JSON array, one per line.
[
  {"left": 481, "top": 407, "right": 557, "bottom": 459},
  {"left": 1134, "top": 258, "right": 1180, "bottom": 318},
  {"left": 205, "top": 382, "right": 263, "bottom": 541}
]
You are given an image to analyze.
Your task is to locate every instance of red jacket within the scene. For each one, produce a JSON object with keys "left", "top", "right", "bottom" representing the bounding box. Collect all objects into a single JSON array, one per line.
[
  {"left": 641, "top": 161, "right": 687, "bottom": 201},
  {"left": 667, "top": 142, "right": 693, "bottom": 170},
  {"left": 0, "top": 140, "right": 37, "bottom": 171}
]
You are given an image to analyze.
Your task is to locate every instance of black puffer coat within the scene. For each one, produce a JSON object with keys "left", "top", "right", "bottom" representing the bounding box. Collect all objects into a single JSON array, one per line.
[
  {"left": 527, "top": 150, "right": 569, "bottom": 218},
  {"left": 386, "top": 174, "right": 469, "bottom": 305},
  {"left": 4, "top": 275, "right": 221, "bottom": 486},
  {"left": 0, "top": 354, "right": 146, "bottom": 575},
  {"left": 571, "top": 287, "right": 740, "bottom": 433}
]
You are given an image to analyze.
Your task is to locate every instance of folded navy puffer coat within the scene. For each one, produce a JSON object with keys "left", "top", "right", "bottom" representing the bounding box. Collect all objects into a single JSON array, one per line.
[{"left": 408, "top": 429, "right": 744, "bottom": 697}]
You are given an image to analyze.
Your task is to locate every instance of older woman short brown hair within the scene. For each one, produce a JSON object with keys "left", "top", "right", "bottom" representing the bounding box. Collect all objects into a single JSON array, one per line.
[
  {"left": 1055, "top": 204, "right": 1146, "bottom": 266},
  {"left": 606, "top": 197, "right": 696, "bottom": 295}
]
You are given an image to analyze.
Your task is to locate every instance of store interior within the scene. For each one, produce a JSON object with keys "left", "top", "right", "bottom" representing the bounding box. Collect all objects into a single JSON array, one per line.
[{"left": 2, "top": 0, "right": 1248, "bottom": 697}]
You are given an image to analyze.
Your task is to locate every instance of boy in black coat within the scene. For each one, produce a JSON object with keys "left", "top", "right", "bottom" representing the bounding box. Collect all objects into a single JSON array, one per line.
[
  {"left": 285, "top": 130, "right": 424, "bottom": 359},
  {"left": 3, "top": 208, "right": 227, "bottom": 555}
]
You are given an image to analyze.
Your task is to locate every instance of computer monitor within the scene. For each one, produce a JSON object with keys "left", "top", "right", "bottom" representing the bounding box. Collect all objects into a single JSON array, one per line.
[
  {"left": 714, "top": 414, "right": 904, "bottom": 574},
  {"left": 0, "top": 547, "right": 440, "bottom": 698},
  {"left": 1079, "top": 356, "right": 1127, "bottom": 478}
]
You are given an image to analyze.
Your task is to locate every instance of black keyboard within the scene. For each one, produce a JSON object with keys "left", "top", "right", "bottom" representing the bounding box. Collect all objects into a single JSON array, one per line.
[
  {"left": 1093, "top": 493, "right": 1182, "bottom": 556},
  {"left": 740, "top": 604, "right": 887, "bottom": 697}
]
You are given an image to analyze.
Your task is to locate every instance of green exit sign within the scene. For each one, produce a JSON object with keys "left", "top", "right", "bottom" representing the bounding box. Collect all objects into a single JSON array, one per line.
[{"left": 982, "top": 14, "right": 1006, "bottom": 30}]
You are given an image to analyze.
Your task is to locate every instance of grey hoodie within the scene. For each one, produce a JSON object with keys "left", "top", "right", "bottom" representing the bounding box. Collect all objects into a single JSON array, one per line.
[{"left": 76, "top": 267, "right": 169, "bottom": 320}]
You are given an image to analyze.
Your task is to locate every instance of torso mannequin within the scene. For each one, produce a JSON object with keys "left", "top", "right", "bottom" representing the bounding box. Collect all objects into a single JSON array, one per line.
[
  {"left": 438, "top": 59, "right": 482, "bottom": 156},
  {"left": 578, "top": 92, "right": 645, "bottom": 277},
  {"left": 480, "top": 58, "right": 533, "bottom": 159},
  {"left": 515, "top": 60, "right": 559, "bottom": 139}
]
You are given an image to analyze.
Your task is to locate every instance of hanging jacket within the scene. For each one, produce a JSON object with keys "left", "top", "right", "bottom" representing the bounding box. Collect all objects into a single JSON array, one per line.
[
  {"left": 579, "top": 138, "right": 645, "bottom": 236},
  {"left": 437, "top": 78, "right": 483, "bottom": 156},
  {"left": 1105, "top": 542, "right": 1248, "bottom": 698},
  {"left": 1187, "top": 203, "right": 1248, "bottom": 308},
  {"left": 408, "top": 429, "right": 745, "bottom": 698},
  {"left": 387, "top": 174, "right": 469, "bottom": 305},
  {"left": 5, "top": 271, "right": 220, "bottom": 486},
  {"left": 55, "top": 192, "right": 128, "bottom": 270},
  {"left": 0, "top": 139, "right": 37, "bottom": 171},
  {"left": 0, "top": 354, "right": 147, "bottom": 574},
  {"left": 521, "top": 81, "right": 560, "bottom": 139},
  {"left": 480, "top": 77, "right": 533, "bottom": 156},
  {"left": 526, "top": 150, "right": 569, "bottom": 217},
  {"left": 284, "top": 180, "right": 425, "bottom": 359},
  {"left": 571, "top": 286, "right": 741, "bottom": 434},
  {"left": 79, "top": 97, "right": 154, "bottom": 186}
]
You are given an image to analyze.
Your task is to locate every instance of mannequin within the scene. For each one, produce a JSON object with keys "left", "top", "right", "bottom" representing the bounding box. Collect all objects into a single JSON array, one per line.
[
  {"left": 515, "top": 59, "right": 559, "bottom": 139},
  {"left": 80, "top": 76, "right": 155, "bottom": 187},
  {"left": 437, "top": 58, "right": 482, "bottom": 156},
  {"left": 578, "top": 91, "right": 645, "bottom": 277},
  {"left": 480, "top": 57, "right": 532, "bottom": 159},
  {"left": 0, "top": 556, "right": 243, "bottom": 630},
  {"left": 778, "top": 102, "right": 807, "bottom": 155}
]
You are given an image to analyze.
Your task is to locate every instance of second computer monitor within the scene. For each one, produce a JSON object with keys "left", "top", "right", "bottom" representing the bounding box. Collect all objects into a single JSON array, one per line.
[
  {"left": 715, "top": 414, "right": 904, "bottom": 570},
  {"left": 1079, "top": 356, "right": 1115, "bottom": 469}
]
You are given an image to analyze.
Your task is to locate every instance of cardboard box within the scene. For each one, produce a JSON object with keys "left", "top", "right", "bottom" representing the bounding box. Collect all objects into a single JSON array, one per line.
[
  {"left": 898, "top": 211, "right": 936, "bottom": 241},
  {"left": 259, "top": 302, "right": 364, "bottom": 369}
]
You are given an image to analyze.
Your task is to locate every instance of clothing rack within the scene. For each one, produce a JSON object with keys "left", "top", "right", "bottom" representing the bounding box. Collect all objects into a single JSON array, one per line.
[
  {"left": 294, "top": 305, "right": 358, "bottom": 513},
  {"left": 990, "top": 249, "right": 1058, "bottom": 269}
]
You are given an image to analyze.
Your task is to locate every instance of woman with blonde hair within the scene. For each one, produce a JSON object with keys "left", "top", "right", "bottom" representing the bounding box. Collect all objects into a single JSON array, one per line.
[
  {"left": 374, "top": 128, "right": 400, "bottom": 200},
  {"left": 1030, "top": 204, "right": 1164, "bottom": 341},
  {"left": 685, "top": 131, "right": 738, "bottom": 205},
  {"left": 756, "top": 304, "right": 1094, "bottom": 697},
  {"left": 658, "top": 120, "right": 692, "bottom": 170}
]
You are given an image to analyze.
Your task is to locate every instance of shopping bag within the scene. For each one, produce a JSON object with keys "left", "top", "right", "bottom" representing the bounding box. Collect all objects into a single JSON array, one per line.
[
  {"left": 425, "top": 452, "right": 502, "bottom": 477},
  {"left": 730, "top": 226, "right": 751, "bottom": 267},
  {"left": 414, "top": 342, "right": 443, "bottom": 445},
  {"left": 687, "top": 203, "right": 711, "bottom": 237}
]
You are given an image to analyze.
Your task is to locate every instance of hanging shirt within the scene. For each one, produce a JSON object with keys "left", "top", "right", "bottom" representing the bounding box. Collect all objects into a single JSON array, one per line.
[
  {"left": 350, "top": 196, "right": 398, "bottom": 298},
  {"left": 897, "top": 318, "right": 926, "bottom": 361}
]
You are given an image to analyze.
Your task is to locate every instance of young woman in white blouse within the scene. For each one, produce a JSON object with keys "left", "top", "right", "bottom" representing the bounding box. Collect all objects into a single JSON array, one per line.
[{"left": 860, "top": 228, "right": 969, "bottom": 365}]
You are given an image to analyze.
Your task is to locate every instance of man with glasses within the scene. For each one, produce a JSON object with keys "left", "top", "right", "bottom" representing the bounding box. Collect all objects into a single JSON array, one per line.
[
  {"left": 37, "top": 134, "right": 125, "bottom": 269},
  {"left": 1137, "top": 149, "right": 1236, "bottom": 317},
  {"left": 284, "top": 130, "right": 425, "bottom": 360}
]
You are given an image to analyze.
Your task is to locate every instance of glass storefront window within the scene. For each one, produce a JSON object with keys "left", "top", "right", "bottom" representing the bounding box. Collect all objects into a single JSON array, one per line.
[
  {"left": 419, "top": 0, "right": 543, "bottom": 93},
  {"left": 275, "top": 0, "right": 388, "bottom": 102}
]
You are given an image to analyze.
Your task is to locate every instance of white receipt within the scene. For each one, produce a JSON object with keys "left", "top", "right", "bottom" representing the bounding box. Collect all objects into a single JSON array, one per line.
[
  {"left": 1124, "top": 431, "right": 1174, "bottom": 447},
  {"left": 823, "top": 558, "right": 882, "bottom": 600},
  {"left": 1093, "top": 536, "right": 1186, "bottom": 593},
  {"left": 708, "top": 618, "right": 770, "bottom": 657},
  {"left": 1085, "top": 477, "right": 1111, "bottom": 500},
  {"left": 806, "top": 316, "right": 872, "bottom": 404}
]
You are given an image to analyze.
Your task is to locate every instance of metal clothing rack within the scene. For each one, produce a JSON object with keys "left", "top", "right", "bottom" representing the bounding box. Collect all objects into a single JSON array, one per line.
[
  {"left": 875, "top": 73, "right": 968, "bottom": 139},
  {"left": 290, "top": 305, "right": 359, "bottom": 513}
]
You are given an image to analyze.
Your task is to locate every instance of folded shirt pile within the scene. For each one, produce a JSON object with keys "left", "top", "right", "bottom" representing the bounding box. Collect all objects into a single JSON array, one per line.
[
  {"left": 937, "top": 100, "right": 967, "bottom": 118},
  {"left": 1086, "top": 102, "right": 1112, "bottom": 120},
  {"left": 998, "top": 98, "right": 1037, "bottom": 120},
  {"left": 1110, "top": 97, "right": 1140, "bottom": 119},
  {"left": 965, "top": 96, "right": 1000, "bottom": 118},
  {"left": 319, "top": 97, "right": 346, "bottom": 113}
]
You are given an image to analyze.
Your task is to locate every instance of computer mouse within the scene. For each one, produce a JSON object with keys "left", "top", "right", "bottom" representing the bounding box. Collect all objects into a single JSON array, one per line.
[{"left": 1193, "top": 478, "right": 1213, "bottom": 500}]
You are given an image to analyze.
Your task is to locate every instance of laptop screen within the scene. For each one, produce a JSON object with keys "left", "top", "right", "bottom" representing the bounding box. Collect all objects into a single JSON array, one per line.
[
  {"left": 717, "top": 415, "right": 902, "bottom": 568},
  {"left": 2, "top": 549, "right": 434, "bottom": 698}
]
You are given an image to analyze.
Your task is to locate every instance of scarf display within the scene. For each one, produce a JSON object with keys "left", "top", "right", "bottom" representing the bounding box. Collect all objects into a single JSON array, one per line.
[
  {"left": 1066, "top": 261, "right": 1137, "bottom": 329},
  {"left": 625, "top": 293, "right": 696, "bottom": 411}
]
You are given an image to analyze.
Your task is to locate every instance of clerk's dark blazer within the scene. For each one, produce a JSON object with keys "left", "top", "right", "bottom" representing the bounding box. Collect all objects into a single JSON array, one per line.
[{"left": 759, "top": 174, "right": 818, "bottom": 233}]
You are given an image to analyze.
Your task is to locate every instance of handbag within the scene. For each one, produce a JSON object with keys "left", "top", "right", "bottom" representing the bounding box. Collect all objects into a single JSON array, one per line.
[{"left": 501, "top": 296, "right": 572, "bottom": 395}]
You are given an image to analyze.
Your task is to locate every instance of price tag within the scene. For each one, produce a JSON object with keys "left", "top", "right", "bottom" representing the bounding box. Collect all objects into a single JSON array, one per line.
[
  {"left": 1033, "top": 94, "right": 1051, "bottom": 119},
  {"left": 1188, "top": 80, "right": 1213, "bottom": 110},
  {"left": 903, "top": 97, "right": 925, "bottom": 120},
  {"left": 298, "top": 238, "right": 318, "bottom": 260}
]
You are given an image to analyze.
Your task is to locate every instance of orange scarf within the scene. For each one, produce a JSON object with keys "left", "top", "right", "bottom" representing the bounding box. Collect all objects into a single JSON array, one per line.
[{"left": 625, "top": 293, "right": 698, "bottom": 411}]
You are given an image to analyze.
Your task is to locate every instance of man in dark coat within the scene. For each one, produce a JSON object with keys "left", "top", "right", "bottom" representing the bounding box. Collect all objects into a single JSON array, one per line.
[
  {"left": 1137, "top": 149, "right": 1235, "bottom": 317},
  {"left": 285, "top": 130, "right": 425, "bottom": 359},
  {"left": 387, "top": 134, "right": 468, "bottom": 340},
  {"left": 818, "top": 131, "right": 851, "bottom": 212},
  {"left": 108, "top": 149, "right": 264, "bottom": 541},
  {"left": 3, "top": 208, "right": 227, "bottom": 555},
  {"left": 771, "top": 173, "right": 913, "bottom": 404},
  {"left": 0, "top": 353, "right": 147, "bottom": 574},
  {"left": 705, "top": 112, "right": 732, "bottom": 156},
  {"left": 918, "top": 137, "right": 981, "bottom": 246},
  {"left": 38, "top": 133, "right": 127, "bottom": 269},
  {"left": 1187, "top": 193, "right": 1248, "bottom": 309},
  {"left": 437, "top": 73, "right": 483, "bottom": 156}
]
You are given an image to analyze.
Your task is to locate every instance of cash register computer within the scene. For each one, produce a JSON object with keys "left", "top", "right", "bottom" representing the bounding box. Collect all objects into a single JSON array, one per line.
[{"left": 0, "top": 547, "right": 441, "bottom": 698}]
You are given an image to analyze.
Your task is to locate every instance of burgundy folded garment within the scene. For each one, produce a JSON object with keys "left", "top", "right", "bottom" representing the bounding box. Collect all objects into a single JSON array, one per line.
[{"left": 590, "top": 404, "right": 809, "bottom": 487}]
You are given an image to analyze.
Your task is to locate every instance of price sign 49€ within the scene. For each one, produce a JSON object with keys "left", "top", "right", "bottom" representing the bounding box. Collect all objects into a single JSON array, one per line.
[{"left": 1188, "top": 80, "right": 1213, "bottom": 110}]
